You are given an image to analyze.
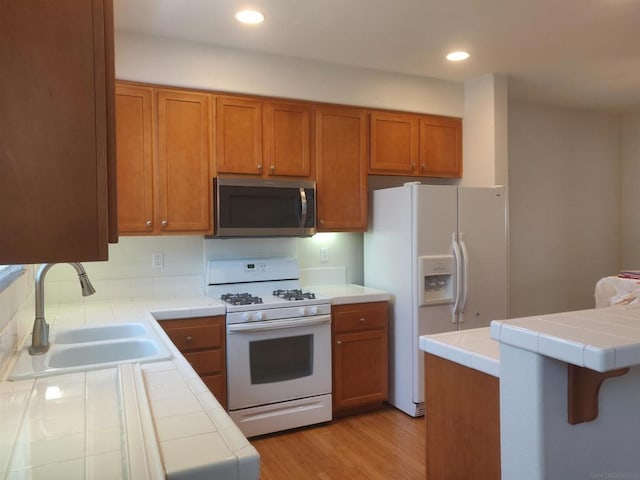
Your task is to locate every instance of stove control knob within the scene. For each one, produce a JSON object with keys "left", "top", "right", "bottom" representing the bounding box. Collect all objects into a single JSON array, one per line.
[
  {"left": 255, "top": 312, "right": 264, "bottom": 321},
  {"left": 242, "top": 312, "right": 251, "bottom": 322},
  {"left": 310, "top": 306, "right": 318, "bottom": 315},
  {"left": 299, "top": 307, "right": 307, "bottom": 316}
]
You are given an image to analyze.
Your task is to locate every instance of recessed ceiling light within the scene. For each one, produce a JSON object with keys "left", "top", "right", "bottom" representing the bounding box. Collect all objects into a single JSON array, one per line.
[
  {"left": 235, "top": 10, "right": 264, "bottom": 24},
  {"left": 446, "top": 51, "right": 470, "bottom": 62}
]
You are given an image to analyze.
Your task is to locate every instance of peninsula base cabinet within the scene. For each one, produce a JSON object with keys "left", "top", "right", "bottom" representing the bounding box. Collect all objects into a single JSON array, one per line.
[
  {"left": 424, "top": 354, "right": 500, "bottom": 480},
  {"left": 331, "top": 302, "right": 388, "bottom": 416},
  {"left": 159, "top": 316, "right": 227, "bottom": 409}
]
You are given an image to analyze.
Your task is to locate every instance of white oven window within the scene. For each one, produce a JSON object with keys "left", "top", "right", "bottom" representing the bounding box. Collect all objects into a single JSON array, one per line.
[{"left": 249, "top": 334, "right": 313, "bottom": 384}]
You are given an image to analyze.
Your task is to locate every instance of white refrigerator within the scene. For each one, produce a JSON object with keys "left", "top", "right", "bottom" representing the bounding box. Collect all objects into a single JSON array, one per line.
[{"left": 364, "top": 183, "right": 507, "bottom": 417}]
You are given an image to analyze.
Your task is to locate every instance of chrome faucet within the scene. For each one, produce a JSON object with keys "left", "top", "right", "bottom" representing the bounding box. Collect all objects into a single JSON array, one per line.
[{"left": 29, "top": 262, "right": 96, "bottom": 355}]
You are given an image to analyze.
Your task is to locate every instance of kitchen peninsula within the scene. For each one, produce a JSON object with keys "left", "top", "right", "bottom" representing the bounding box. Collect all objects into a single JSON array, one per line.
[{"left": 420, "top": 304, "right": 640, "bottom": 480}]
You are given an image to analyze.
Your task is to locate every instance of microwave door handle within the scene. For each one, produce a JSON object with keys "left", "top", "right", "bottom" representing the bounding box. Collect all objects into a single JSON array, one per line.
[{"left": 299, "top": 188, "right": 308, "bottom": 227}]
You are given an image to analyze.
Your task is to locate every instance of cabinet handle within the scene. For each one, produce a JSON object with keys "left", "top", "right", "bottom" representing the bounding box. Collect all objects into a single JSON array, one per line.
[
  {"left": 146, "top": 220, "right": 152, "bottom": 227},
  {"left": 161, "top": 220, "right": 168, "bottom": 227},
  {"left": 186, "top": 336, "right": 193, "bottom": 344}
]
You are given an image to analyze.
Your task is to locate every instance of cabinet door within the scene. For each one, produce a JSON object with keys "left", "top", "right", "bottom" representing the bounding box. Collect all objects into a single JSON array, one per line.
[
  {"left": 216, "top": 96, "right": 263, "bottom": 175},
  {"left": 264, "top": 101, "right": 312, "bottom": 177},
  {"left": 419, "top": 115, "right": 462, "bottom": 178},
  {"left": 333, "top": 329, "right": 388, "bottom": 412},
  {"left": 369, "top": 112, "right": 419, "bottom": 175},
  {"left": 115, "top": 84, "right": 155, "bottom": 234},
  {"left": 157, "top": 89, "right": 212, "bottom": 234},
  {"left": 0, "top": 0, "right": 115, "bottom": 263},
  {"left": 315, "top": 107, "right": 368, "bottom": 231}
]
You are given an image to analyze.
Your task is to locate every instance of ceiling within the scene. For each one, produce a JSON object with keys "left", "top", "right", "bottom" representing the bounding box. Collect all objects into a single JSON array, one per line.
[{"left": 114, "top": 0, "right": 640, "bottom": 114}]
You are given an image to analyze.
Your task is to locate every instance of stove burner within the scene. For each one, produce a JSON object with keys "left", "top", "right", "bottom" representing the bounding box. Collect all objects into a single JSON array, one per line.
[
  {"left": 221, "top": 293, "right": 263, "bottom": 306},
  {"left": 272, "top": 289, "right": 317, "bottom": 301}
]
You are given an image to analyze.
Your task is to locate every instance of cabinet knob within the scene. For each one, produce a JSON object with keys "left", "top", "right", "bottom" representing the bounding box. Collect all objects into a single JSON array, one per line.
[
  {"left": 337, "top": 340, "right": 342, "bottom": 345},
  {"left": 411, "top": 162, "right": 416, "bottom": 168},
  {"left": 359, "top": 317, "right": 366, "bottom": 323},
  {"left": 146, "top": 220, "right": 152, "bottom": 227},
  {"left": 186, "top": 336, "right": 193, "bottom": 344},
  {"left": 270, "top": 165, "right": 275, "bottom": 172},
  {"left": 420, "top": 164, "right": 426, "bottom": 170},
  {"left": 161, "top": 220, "right": 168, "bottom": 227},
  {"left": 257, "top": 164, "right": 262, "bottom": 171},
  {"left": 320, "top": 219, "right": 324, "bottom": 224}
]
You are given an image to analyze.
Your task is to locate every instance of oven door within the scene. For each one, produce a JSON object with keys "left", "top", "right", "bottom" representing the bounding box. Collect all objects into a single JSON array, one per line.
[{"left": 226, "top": 314, "right": 331, "bottom": 411}]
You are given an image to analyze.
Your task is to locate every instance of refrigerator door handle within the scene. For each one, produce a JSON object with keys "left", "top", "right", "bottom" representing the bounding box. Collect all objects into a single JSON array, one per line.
[
  {"left": 451, "top": 233, "right": 462, "bottom": 322},
  {"left": 459, "top": 233, "right": 470, "bottom": 316}
]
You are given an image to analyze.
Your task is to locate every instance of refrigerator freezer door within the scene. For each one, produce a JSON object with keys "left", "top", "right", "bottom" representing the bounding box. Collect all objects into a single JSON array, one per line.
[
  {"left": 457, "top": 186, "right": 508, "bottom": 330},
  {"left": 364, "top": 185, "right": 416, "bottom": 416}
]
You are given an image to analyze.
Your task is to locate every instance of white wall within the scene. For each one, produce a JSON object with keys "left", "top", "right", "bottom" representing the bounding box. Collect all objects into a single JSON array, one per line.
[
  {"left": 621, "top": 114, "right": 640, "bottom": 269},
  {"left": 115, "top": 31, "right": 464, "bottom": 116},
  {"left": 462, "top": 74, "right": 509, "bottom": 187},
  {"left": 508, "top": 101, "right": 621, "bottom": 317}
]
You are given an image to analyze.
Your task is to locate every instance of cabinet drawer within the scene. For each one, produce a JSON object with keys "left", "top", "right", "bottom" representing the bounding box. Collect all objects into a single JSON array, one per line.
[
  {"left": 184, "top": 350, "right": 223, "bottom": 376},
  {"left": 333, "top": 302, "right": 388, "bottom": 334},
  {"left": 160, "top": 316, "right": 224, "bottom": 351}
]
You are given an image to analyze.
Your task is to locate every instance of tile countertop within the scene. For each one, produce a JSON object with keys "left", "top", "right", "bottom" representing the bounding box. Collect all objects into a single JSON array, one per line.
[
  {"left": 312, "top": 284, "right": 391, "bottom": 305},
  {"left": 490, "top": 303, "right": 640, "bottom": 372},
  {"left": 418, "top": 327, "right": 499, "bottom": 378},
  {"left": 0, "top": 295, "right": 259, "bottom": 480}
]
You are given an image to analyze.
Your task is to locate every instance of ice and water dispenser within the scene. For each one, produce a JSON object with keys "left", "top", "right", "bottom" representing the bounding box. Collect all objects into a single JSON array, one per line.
[{"left": 418, "top": 255, "right": 454, "bottom": 306}]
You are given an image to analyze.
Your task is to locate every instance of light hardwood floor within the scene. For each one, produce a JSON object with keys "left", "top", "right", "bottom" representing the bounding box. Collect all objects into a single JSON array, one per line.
[{"left": 251, "top": 406, "right": 426, "bottom": 480}]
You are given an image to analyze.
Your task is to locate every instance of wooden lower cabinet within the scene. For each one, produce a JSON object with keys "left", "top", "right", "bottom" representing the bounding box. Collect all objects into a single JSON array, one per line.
[
  {"left": 159, "top": 316, "right": 227, "bottom": 409},
  {"left": 332, "top": 302, "right": 388, "bottom": 416},
  {"left": 424, "top": 354, "right": 500, "bottom": 480}
]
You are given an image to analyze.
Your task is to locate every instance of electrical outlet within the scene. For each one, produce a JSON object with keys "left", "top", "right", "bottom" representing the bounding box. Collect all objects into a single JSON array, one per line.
[
  {"left": 320, "top": 247, "right": 329, "bottom": 263},
  {"left": 152, "top": 252, "right": 164, "bottom": 269}
]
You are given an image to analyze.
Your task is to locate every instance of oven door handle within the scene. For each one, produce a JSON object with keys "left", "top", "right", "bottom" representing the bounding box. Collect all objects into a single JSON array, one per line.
[{"left": 227, "top": 315, "right": 331, "bottom": 333}]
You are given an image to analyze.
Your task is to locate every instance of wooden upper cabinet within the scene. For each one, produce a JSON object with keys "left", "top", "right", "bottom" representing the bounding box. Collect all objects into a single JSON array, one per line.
[
  {"left": 419, "top": 115, "right": 462, "bottom": 178},
  {"left": 216, "top": 96, "right": 263, "bottom": 175},
  {"left": 157, "top": 89, "right": 213, "bottom": 234},
  {"left": 115, "top": 84, "right": 155, "bottom": 234},
  {"left": 116, "top": 84, "right": 212, "bottom": 235},
  {"left": 369, "top": 112, "right": 419, "bottom": 175},
  {"left": 264, "top": 101, "right": 312, "bottom": 177},
  {"left": 0, "top": 0, "right": 116, "bottom": 264},
  {"left": 216, "top": 96, "right": 313, "bottom": 178},
  {"left": 315, "top": 106, "right": 368, "bottom": 231}
]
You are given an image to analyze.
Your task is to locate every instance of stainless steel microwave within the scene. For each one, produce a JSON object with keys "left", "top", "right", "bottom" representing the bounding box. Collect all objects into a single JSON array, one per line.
[{"left": 213, "top": 178, "right": 316, "bottom": 237}]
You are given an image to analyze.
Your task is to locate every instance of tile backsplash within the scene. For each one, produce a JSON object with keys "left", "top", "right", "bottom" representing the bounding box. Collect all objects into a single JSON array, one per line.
[{"left": 0, "top": 266, "right": 34, "bottom": 378}]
